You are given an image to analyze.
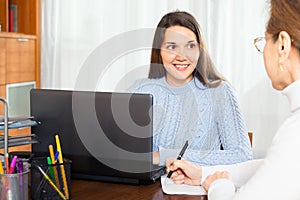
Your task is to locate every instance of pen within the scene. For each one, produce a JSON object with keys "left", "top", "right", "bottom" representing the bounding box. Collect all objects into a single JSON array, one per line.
[
  {"left": 165, "top": 140, "right": 189, "bottom": 183},
  {"left": 54, "top": 151, "right": 59, "bottom": 162},
  {"left": 37, "top": 165, "right": 66, "bottom": 200},
  {"left": 18, "top": 159, "right": 24, "bottom": 200},
  {"left": 49, "top": 144, "right": 60, "bottom": 188},
  {"left": 0, "top": 160, "right": 3, "bottom": 174},
  {"left": 17, "top": 159, "right": 23, "bottom": 173},
  {"left": 49, "top": 145, "right": 56, "bottom": 164},
  {"left": 8, "top": 155, "right": 18, "bottom": 174},
  {"left": 55, "top": 134, "right": 69, "bottom": 199},
  {"left": 0, "top": 159, "right": 4, "bottom": 191},
  {"left": 47, "top": 156, "right": 55, "bottom": 182},
  {"left": 5, "top": 153, "right": 9, "bottom": 173}
]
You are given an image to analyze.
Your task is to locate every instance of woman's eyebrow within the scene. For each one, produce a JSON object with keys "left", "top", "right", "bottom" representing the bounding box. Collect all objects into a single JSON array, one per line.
[
  {"left": 163, "top": 41, "right": 176, "bottom": 44},
  {"left": 164, "top": 40, "right": 196, "bottom": 44}
]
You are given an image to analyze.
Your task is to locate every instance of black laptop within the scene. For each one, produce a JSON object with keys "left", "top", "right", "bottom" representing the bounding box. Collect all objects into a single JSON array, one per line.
[{"left": 30, "top": 89, "right": 165, "bottom": 184}]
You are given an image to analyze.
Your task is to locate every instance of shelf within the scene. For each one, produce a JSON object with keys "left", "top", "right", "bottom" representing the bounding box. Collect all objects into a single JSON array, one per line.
[
  {"left": 0, "top": 32, "right": 36, "bottom": 39},
  {"left": 0, "top": 115, "right": 40, "bottom": 150},
  {"left": 0, "top": 98, "right": 41, "bottom": 171},
  {"left": 0, "top": 0, "right": 38, "bottom": 35},
  {"left": 0, "top": 117, "right": 40, "bottom": 130},
  {"left": 0, "top": 134, "right": 39, "bottom": 148}
]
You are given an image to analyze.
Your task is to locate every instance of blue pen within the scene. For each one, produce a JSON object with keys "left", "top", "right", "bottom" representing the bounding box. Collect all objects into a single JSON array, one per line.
[{"left": 54, "top": 151, "right": 59, "bottom": 162}]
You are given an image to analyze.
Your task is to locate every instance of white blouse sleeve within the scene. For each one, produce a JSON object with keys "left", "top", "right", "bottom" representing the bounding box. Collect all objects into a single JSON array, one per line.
[
  {"left": 202, "top": 159, "right": 262, "bottom": 188},
  {"left": 208, "top": 179, "right": 235, "bottom": 200}
]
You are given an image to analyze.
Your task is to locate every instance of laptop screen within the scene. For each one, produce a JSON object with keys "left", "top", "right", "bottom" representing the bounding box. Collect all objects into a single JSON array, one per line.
[{"left": 30, "top": 89, "right": 158, "bottom": 184}]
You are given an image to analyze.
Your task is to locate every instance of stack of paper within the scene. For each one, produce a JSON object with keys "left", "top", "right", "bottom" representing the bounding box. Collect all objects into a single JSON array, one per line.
[{"left": 161, "top": 174, "right": 206, "bottom": 195}]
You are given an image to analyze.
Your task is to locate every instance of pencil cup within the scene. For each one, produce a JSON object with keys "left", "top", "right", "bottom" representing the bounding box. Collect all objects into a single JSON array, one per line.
[
  {"left": 0, "top": 170, "right": 29, "bottom": 200},
  {"left": 30, "top": 157, "right": 72, "bottom": 200}
]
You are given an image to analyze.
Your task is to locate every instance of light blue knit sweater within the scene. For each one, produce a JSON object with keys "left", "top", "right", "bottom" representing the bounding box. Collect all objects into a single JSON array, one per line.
[{"left": 129, "top": 77, "right": 252, "bottom": 166}]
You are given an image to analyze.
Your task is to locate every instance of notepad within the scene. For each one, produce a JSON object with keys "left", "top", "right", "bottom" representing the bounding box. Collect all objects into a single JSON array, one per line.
[{"left": 161, "top": 174, "right": 207, "bottom": 195}]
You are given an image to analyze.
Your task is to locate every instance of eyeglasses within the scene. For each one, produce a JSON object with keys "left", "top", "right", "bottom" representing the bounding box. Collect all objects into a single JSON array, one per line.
[{"left": 254, "top": 37, "right": 266, "bottom": 53}]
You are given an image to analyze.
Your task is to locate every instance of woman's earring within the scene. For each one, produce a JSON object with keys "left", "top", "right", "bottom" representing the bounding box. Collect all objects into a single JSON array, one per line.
[
  {"left": 279, "top": 65, "right": 283, "bottom": 72},
  {"left": 279, "top": 63, "right": 284, "bottom": 72}
]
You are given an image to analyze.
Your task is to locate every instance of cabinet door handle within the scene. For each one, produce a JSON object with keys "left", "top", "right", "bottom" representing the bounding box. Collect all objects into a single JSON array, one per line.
[{"left": 17, "top": 38, "right": 29, "bottom": 42}]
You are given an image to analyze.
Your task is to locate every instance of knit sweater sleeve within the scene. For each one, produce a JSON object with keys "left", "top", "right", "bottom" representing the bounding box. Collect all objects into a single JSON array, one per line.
[{"left": 160, "top": 82, "right": 252, "bottom": 166}]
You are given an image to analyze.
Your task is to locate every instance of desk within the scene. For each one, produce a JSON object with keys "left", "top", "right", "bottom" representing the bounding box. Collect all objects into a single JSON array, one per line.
[{"left": 70, "top": 179, "right": 207, "bottom": 200}]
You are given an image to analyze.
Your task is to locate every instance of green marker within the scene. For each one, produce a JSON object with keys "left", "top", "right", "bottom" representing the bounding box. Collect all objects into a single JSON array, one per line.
[{"left": 47, "top": 156, "right": 55, "bottom": 183}]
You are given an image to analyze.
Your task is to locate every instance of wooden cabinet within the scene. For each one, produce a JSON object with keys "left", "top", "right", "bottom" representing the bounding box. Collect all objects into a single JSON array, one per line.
[
  {"left": 0, "top": 0, "right": 40, "bottom": 152},
  {"left": 6, "top": 35, "right": 36, "bottom": 83},
  {"left": 0, "top": 0, "right": 40, "bottom": 86}
]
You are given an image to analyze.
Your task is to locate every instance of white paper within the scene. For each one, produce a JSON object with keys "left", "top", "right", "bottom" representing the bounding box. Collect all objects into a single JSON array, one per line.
[{"left": 161, "top": 174, "right": 207, "bottom": 195}]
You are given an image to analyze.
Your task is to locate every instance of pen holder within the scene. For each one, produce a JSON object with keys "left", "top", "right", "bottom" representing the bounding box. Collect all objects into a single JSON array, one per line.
[
  {"left": 0, "top": 170, "right": 30, "bottom": 200},
  {"left": 30, "top": 157, "right": 72, "bottom": 200}
]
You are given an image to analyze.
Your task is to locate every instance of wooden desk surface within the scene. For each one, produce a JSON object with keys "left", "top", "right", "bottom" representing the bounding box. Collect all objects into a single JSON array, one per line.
[{"left": 70, "top": 179, "right": 207, "bottom": 200}]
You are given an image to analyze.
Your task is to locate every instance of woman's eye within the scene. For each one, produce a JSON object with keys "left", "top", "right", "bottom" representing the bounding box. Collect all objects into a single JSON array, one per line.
[
  {"left": 166, "top": 45, "right": 176, "bottom": 50},
  {"left": 187, "top": 43, "right": 197, "bottom": 49}
]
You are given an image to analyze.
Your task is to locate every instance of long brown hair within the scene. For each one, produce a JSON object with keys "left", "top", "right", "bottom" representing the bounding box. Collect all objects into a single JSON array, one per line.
[
  {"left": 149, "top": 11, "right": 223, "bottom": 87},
  {"left": 267, "top": 0, "right": 300, "bottom": 52}
]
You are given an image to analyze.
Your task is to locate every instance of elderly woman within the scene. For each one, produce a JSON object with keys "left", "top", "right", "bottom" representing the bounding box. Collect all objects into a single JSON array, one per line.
[{"left": 166, "top": 0, "right": 300, "bottom": 199}]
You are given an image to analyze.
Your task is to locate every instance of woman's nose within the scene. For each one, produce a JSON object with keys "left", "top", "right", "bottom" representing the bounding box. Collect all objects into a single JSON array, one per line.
[{"left": 175, "top": 48, "right": 187, "bottom": 60}]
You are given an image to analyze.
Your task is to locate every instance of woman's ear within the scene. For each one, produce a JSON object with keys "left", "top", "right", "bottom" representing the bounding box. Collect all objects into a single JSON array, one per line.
[{"left": 278, "top": 31, "right": 292, "bottom": 62}]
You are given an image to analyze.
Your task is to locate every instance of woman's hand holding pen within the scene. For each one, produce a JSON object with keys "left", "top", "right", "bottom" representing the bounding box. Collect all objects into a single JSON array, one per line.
[{"left": 166, "top": 158, "right": 202, "bottom": 186}]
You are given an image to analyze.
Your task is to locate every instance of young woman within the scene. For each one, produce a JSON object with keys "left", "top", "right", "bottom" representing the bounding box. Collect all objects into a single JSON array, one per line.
[
  {"left": 129, "top": 11, "right": 252, "bottom": 166},
  {"left": 166, "top": 1, "right": 300, "bottom": 199}
]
